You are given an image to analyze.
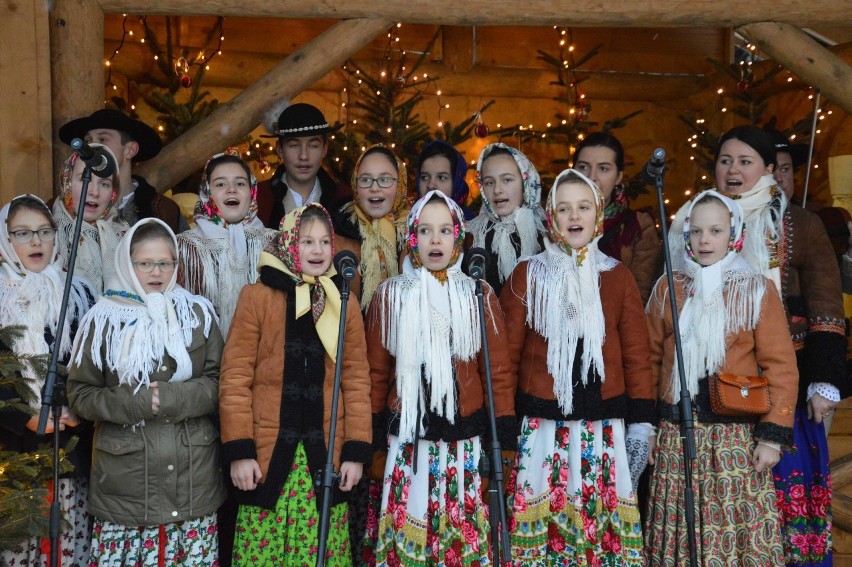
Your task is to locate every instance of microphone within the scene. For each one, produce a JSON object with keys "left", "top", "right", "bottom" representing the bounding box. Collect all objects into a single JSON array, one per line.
[
  {"left": 334, "top": 250, "right": 358, "bottom": 280},
  {"left": 70, "top": 138, "right": 117, "bottom": 179},
  {"left": 463, "top": 247, "right": 488, "bottom": 280},
  {"left": 641, "top": 147, "right": 666, "bottom": 184}
]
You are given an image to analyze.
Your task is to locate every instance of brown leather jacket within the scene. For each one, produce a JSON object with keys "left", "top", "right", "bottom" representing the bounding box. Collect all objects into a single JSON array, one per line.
[
  {"left": 366, "top": 279, "right": 517, "bottom": 444},
  {"left": 501, "top": 260, "right": 657, "bottom": 425},
  {"left": 219, "top": 279, "right": 372, "bottom": 500},
  {"left": 646, "top": 274, "right": 799, "bottom": 444}
]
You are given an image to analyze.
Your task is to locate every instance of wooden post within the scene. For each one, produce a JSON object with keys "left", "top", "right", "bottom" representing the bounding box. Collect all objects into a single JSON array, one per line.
[
  {"left": 96, "top": 0, "right": 852, "bottom": 27},
  {"left": 737, "top": 22, "right": 852, "bottom": 115},
  {"left": 135, "top": 18, "right": 391, "bottom": 192},
  {"left": 50, "top": 0, "right": 104, "bottom": 194},
  {"left": 0, "top": 2, "right": 53, "bottom": 204}
]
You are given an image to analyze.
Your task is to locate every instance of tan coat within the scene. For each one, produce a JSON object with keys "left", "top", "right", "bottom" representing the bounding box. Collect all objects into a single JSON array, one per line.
[
  {"left": 618, "top": 210, "right": 662, "bottom": 305},
  {"left": 501, "top": 260, "right": 657, "bottom": 424},
  {"left": 219, "top": 281, "right": 372, "bottom": 483},
  {"left": 646, "top": 274, "right": 799, "bottom": 435}
]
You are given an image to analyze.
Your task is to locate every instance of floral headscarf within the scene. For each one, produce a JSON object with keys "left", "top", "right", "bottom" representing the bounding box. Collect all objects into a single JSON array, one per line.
[
  {"left": 406, "top": 190, "right": 466, "bottom": 282},
  {"left": 671, "top": 189, "right": 764, "bottom": 401},
  {"left": 53, "top": 146, "right": 126, "bottom": 295},
  {"left": 468, "top": 143, "right": 546, "bottom": 283},
  {"left": 193, "top": 150, "right": 261, "bottom": 227},
  {"left": 257, "top": 204, "right": 342, "bottom": 360},
  {"left": 545, "top": 168, "right": 605, "bottom": 262},
  {"left": 525, "top": 169, "right": 617, "bottom": 415},
  {"left": 475, "top": 143, "right": 542, "bottom": 220}
]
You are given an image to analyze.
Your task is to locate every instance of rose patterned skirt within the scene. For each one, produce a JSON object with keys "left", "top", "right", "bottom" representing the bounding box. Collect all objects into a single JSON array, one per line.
[
  {"left": 773, "top": 407, "right": 832, "bottom": 566},
  {"left": 646, "top": 420, "right": 784, "bottom": 566},
  {"left": 88, "top": 512, "right": 218, "bottom": 566},
  {"left": 0, "top": 477, "right": 90, "bottom": 567},
  {"left": 376, "top": 435, "right": 491, "bottom": 567},
  {"left": 507, "top": 416, "right": 642, "bottom": 566}
]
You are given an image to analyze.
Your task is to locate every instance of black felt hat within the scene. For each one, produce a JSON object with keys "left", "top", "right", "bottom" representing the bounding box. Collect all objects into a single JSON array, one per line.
[
  {"left": 261, "top": 102, "right": 339, "bottom": 139},
  {"left": 763, "top": 128, "right": 809, "bottom": 169},
  {"left": 59, "top": 109, "right": 163, "bottom": 163}
]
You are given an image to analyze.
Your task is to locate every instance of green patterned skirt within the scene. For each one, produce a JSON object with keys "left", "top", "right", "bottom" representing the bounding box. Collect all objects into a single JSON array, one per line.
[{"left": 233, "top": 442, "right": 350, "bottom": 566}]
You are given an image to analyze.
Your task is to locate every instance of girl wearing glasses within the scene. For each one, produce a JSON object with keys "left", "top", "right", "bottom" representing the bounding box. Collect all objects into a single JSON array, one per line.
[
  {"left": 68, "top": 218, "right": 226, "bottom": 566},
  {"left": 467, "top": 143, "right": 546, "bottom": 296},
  {"left": 335, "top": 145, "right": 412, "bottom": 562},
  {"left": 335, "top": 144, "right": 412, "bottom": 313},
  {"left": 0, "top": 195, "right": 97, "bottom": 566},
  {"left": 52, "top": 144, "right": 128, "bottom": 296},
  {"left": 177, "top": 152, "right": 276, "bottom": 336}
]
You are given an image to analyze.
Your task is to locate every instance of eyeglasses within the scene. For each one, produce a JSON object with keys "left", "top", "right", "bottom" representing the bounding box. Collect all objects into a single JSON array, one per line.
[
  {"left": 132, "top": 261, "right": 178, "bottom": 273},
  {"left": 8, "top": 228, "right": 57, "bottom": 243},
  {"left": 356, "top": 176, "right": 397, "bottom": 189}
]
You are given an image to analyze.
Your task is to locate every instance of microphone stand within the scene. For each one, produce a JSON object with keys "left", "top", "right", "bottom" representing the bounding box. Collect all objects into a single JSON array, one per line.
[
  {"left": 36, "top": 160, "right": 95, "bottom": 567},
  {"left": 653, "top": 162, "right": 698, "bottom": 567},
  {"left": 316, "top": 274, "right": 351, "bottom": 567},
  {"left": 473, "top": 276, "right": 512, "bottom": 566}
]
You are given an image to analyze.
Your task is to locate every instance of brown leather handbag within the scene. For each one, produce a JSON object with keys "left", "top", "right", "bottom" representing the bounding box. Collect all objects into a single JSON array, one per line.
[{"left": 709, "top": 373, "right": 770, "bottom": 417}]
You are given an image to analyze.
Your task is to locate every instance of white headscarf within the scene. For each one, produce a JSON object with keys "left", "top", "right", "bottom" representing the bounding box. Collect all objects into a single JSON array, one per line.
[
  {"left": 72, "top": 218, "right": 215, "bottom": 393},
  {"left": 53, "top": 146, "right": 128, "bottom": 296},
  {"left": 179, "top": 152, "right": 275, "bottom": 335},
  {"left": 377, "top": 191, "right": 482, "bottom": 443},
  {"left": 669, "top": 174, "right": 785, "bottom": 293},
  {"left": 468, "top": 143, "right": 546, "bottom": 283},
  {"left": 522, "top": 169, "right": 617, "bottom": 415},
  {"left": 667, "top": 190, "right": 766, "bottom": 400},
  {"left": 0, "top": 195, "right": 94, "bottom": 407}
]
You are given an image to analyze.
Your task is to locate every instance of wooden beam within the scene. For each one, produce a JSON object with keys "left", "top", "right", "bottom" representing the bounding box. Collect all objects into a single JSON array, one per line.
[
  {"left": 96, "top": 0, "right": 852, "bottom": 27},
  {"left": 108, "top": 42, "right": 707, "bottom": 102},
  {"left": 737, "top": 22, "right": 852, "bottom": 115},
  {"left": 834, "top": 493, "right": 852, "bottom": 533},
  {"left": 0, "top": 1, "right": 53, "bottom": 204},
  {"left": 831, "top": 453, "right": 852, "bottom": 490},
  {"left": 50, "top": 0, "right": 104, "bottom": 194},
  {"left": 134, "top": 18, "right": 392, "bottom": 191}
]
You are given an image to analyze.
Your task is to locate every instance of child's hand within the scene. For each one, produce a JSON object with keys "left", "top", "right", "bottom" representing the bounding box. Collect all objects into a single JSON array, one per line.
[
  {"left": 648, "top": 434, "right": 657, "bottom": 466},
  {"left": 231, "top": 459, "right": 262, "bottom": 491},
  {"left": 339, "top": 461, "right": 363, "bottom": 491},
  {"left": 150, "top": 382, "right": 160, "bottom": 416},
  {"left": 26, "top": 414, "right": 59, "bottom": 434},
  {"left": 59, "top": 406, "right": 80, "bottom": 428},
  {"left": 752, "top": 444, "right": 780, "bottom": 473}
]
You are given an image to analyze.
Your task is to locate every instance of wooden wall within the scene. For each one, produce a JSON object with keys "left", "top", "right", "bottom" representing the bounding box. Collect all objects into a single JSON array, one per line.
[{"left": 0, "top": 2, "right": 52, "bottom": 205}]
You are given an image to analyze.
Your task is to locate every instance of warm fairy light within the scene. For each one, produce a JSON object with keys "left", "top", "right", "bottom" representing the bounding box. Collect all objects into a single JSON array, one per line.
[{"left": 684, "top": 190, "right": 692, "bottom": 195}]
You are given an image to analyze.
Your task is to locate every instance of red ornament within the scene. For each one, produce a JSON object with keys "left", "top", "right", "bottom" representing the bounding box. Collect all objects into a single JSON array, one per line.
[
  {"left": 180, "top": 74, "right": 192, "bottom": 88},
  {"left": 475, "top": 122, "right": 489, "bottom": 138},
  {"left": 736, "top": 79, "right": 750, "bottom": 93},
  {"left": 396, "top": 75, "right": 406, "bottom": 88}
]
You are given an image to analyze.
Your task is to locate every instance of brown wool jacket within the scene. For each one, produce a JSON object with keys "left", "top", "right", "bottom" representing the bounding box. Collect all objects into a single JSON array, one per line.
[
  {"left": 218, "top": 281, "right": 372, "bottom": 483},
  {"left": 500, "top": 259, "right": 657, "bottom": 425},
  {"left": 620, "top": 210, "right": 662, "bottom": 305},
  {"left": 366, "top": 280, "right": 517, "bottom": 444},
  {"left": 646, "top": 274, "right": 799, "bottom": 444}
]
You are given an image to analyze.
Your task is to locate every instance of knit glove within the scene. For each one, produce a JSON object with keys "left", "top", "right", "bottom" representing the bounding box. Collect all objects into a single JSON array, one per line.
[{"left": 625, "top": 422, "right": 655, "bottom": 493}]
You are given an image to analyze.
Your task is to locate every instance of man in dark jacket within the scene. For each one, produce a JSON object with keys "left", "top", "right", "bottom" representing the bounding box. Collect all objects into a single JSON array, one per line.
[
  {"left": 256, "top": 102, "right": 351, "bottom": 229},
  {"left": 59, "top": 109, "right": 188, "bottom": 233}
]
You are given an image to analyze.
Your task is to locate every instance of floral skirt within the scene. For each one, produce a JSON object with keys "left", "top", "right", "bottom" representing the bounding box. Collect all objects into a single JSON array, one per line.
[
  {"left": 88, "top": 513, "right": 218, "bottom": 566},
  {"left": 233, "top": 442, "right": 350, "bottom": 566},
  {"left": 356, "top": 479, "right": 383, "bottom": 566},
  {"left": 376, "top": 435, "right": 491, "bottom": 566},
  {"left": 507, "top": 416, "right": 642, "bottom": 566},
  {"left": 0, "top": 477, "right": 90, "bottom": 567},
  {"left": 646, "top": 420, "right": 784, "bottom": 566},
  {"left": 773, "top": 407, "right": 832, "bottom": 566}
]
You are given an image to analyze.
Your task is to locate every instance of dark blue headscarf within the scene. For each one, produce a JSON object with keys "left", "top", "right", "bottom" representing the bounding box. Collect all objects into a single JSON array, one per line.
[{"left": 416, "top": 140, "right": 473, "bottom": 220}]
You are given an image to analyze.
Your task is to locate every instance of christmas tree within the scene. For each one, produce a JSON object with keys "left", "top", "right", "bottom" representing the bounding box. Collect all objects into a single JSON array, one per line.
[{"left": 0, "top": 326, "right": 75, "bottom": 549}]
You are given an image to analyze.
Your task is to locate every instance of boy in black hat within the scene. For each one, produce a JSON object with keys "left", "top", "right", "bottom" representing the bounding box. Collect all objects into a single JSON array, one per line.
[
  {"left": 764, "top": 127, "right": 809, "bottom": 201},
  {"left": 256, "top": 102, "right": 351, "bottom": 228},
  {"left": 59, "top": 109, "right": 188, "bottom": 233}
]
